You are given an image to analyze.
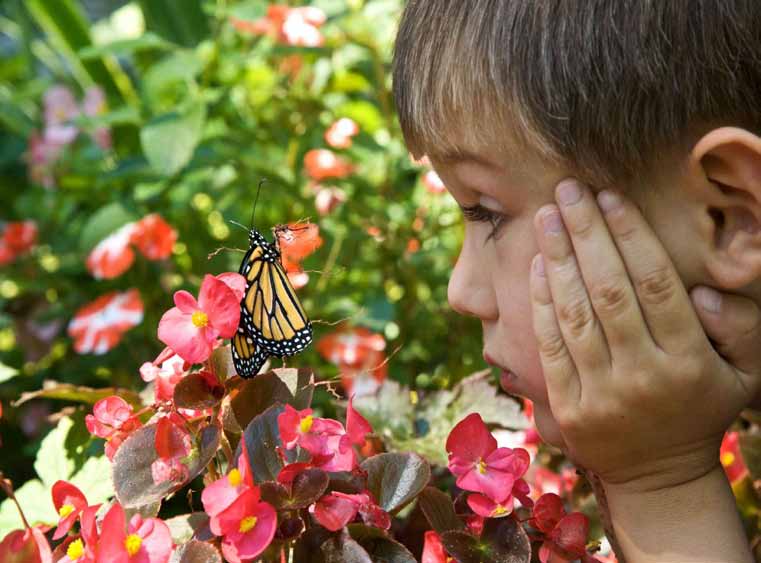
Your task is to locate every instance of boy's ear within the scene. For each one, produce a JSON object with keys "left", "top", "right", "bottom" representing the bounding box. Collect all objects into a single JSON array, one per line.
[{"left": 690, "top": 127, "right": 761, "bottom": 289}]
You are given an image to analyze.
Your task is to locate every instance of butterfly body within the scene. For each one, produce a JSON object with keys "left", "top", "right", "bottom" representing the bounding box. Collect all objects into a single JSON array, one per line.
[{"left": 231, "top": 227, "right": 313, "bottom": 378}]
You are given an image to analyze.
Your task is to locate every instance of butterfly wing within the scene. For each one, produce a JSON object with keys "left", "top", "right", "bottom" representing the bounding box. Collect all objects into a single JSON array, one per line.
[{"left": 231, "top": 329, "right": 269, "bottom": 379}]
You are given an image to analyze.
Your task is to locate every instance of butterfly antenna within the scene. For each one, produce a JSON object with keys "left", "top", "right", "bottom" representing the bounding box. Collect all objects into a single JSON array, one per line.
[
  {"left": 250, "top": 178, "right": 268, "bottom": 229},
  {"left": 229, "top": 220, "right": 249, "bottom": 232}
]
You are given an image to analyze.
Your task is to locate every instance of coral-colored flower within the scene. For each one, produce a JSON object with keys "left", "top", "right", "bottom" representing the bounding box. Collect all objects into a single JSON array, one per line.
[
  {"left": 311, "top": 491, "right": 390, "bottom": 532},
  {"left": 531, "top": 493, "right": 593, "bottom": 563},
  {"left": 314, "top": 185, "right": 347, "bottom": 216},
  {"left": 0, "top": 221, "right": 38, "bottom": 266},
  {"left": 151, "top": 415, "right": 192, "bottom": 485},
  {"left": 85, "top": 395, "right": 141, "bottom": 460},
  {"left": 211, "top": 488, "right": 277, "bottom": 563},
  {"left": 51, "top": 481, "right": 88, "bottom": 540},
  {"left": 304, "top": 149, "right": 353, "bottom": 181},
  {"left": 276, "top": 222, "right": 323, "bottom": 262},
  {"left": 139, "top": 348, "right": 190, "bottom": 403},
  {"left": 720, "top": 431, "right": 749, "bottom": 485},
  {"left": 86, "top": 223, "right": 137, "bottom": 280},
  {"left": 422, "top": 169, "right": 446, "bottom": 194},
  {"left": 324, "top": 118, "right": 359, "bottom": 149},
  {"left": 202, "top": 441, "right": 255, "bottom": 519},
  {"left": 446, "top": 413, "right": 528, "bottom": 502},
  {"left": 233, "top": 5, "right": 326, "bottom": 47},
  {"left": 68, "top": 290, "right": 144, "bottom": 355},
  {"left": 158, "top": 273, "right": 244, "bottom": 364},
  {"left": 527, "top": 466, "right": 578, "bottom": 502},
  {"left": 0, "top": 526, "right": 52, "bottom": 563},
  {"left": 98, "top": 503, "right": 172, "bottom": 563},
  {"left": 422, "top": 531, "right": 451, "bottom": 563},
  {"left": 316, "top": 327, "right": 387, "bottom": 390},
  {"left": 131, "top": 214, "right": 177, "bottom": 260}
]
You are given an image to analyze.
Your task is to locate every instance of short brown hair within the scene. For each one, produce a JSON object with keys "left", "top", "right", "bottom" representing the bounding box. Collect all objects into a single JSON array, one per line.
[{"left": 393, "top": 1, "right": 761, "bottom": 186}]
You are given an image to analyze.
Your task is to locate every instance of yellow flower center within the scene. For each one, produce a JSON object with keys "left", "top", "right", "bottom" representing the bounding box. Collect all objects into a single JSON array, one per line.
[
  {"left": 299, "top": 415, "right": 314, "bottom": 433},
  {"left": 66, "top": 538, "right": 84, "bottom": 560},
  {"left": 191, "top": 310, "right": 209, "bottom": 328},
  {"left": 58, "top": 503, "right": 75, "bottom": 518},
  {"left": 239, "top": 515, "right": 258, "bottom": 533},
  {"left": 476, "top": 459, "right": 487, "bottom": 474},
  {"left": 228, "top": 468, "right": 242, "bottom": 487},
  {"left": 124, "top": 534, "right": 142, "bottom": 556},
  {"left": 492, "top": 505, "right": 508, "bottom": 516},
  {"left": 721, "top": 452, "right": 736, "bottom": 467}
]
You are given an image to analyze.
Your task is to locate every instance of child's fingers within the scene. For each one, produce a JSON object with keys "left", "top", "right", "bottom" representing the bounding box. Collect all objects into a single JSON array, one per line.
[
  {"left": 534, "top": 205, "right": 612, "bottom": 379},
  {"left": 596, "top": 190, "right": 702, "bottom": 355},
  {"left": 529, "top": 253, "right": 581, "bottom": 406},
  {"left": 691, "top": 286, "right": 761, "bottom": 377}
]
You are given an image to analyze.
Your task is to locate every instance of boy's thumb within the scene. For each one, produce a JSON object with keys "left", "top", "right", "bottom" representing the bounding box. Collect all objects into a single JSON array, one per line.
[{"left": 690, "top": 285, "right": 761, "bottom": 375}]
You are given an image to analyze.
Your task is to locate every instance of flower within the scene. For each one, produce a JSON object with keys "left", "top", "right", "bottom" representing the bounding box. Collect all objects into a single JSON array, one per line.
[
  {"left": 26, "top": 131, "right": 61, "bottom": 189},
  {"left": 720, "top": 431, "right": 749, "bottom": 485},
  {"left": 98, "top": 503, "right": 172, "bottom": 563},
  {"left": 316, "top": 326, "right": 387, "bottom": 390},
  {"left": 86, "top": 223, "right": 137, "bottom": 280},
  {"left": 85, "top": 395, "right": 141, "bottom": 460},
  {"left": 233, "top": 5, "right": 326, "bottom": 47},
  {"left": 304, "top": 149, "right": 353, "bottom": 181},
  {"left": 44, "top": 85, "right": 79, "bottom": 146},
  {"left": 81, "top": 86, "right": 111, "bottom": 150},
  {"left": 202, "top": 441, "right": 255, "bottom": 519},
  {"left": 313, "top": 185, "right": 347, "bottom": 216},
  {"left": 51, "top": 481, "right": 88, "bottom": 540},
  {"left": 151, "top": 415, "right": 192, "bottom": 485},
  {"left": 324, "top": 118, "right": 359, "bottom": 149},
  {"left": 311, "top": 491, "right": 390, "bottom": 531},
  {"left": 139, "top": 347, "right": 190, "bottom": 403},
  {"left": 422, "top": 531, "right": 451, "bottom": 563},
  {"left": 531, "top": 493, "right": 593, "bottom": 563},
  {"left": 68, "top": 289, "right": 144, "bottom": 355},
  {"left": 275, "top": 222, "right": 323, "bottom": 289},
  {"left": 0, "top": 526, "right": 52, "bottom": 563},
  {"left": 446, "top": 413, "right": 531, "bottom": 503},
  {"left": 157, "top": 273, "right": 244, "bottom": 364},
  {"left": 131, "top": 214, "right": 177, "bottom": 260},
  {"left": 0, "top": 221, "right": 38, "bottom": 266},
  {"left": 210, "top": 488, "right": 277, "bottom": 563},
  {"left": 422, "top": 169, "right": 446, "bottom": 194}
]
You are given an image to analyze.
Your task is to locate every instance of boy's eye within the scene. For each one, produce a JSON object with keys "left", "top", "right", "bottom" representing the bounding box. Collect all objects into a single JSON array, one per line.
[{"left": 460, "top": 203, "right": 508, "bottom": 243}]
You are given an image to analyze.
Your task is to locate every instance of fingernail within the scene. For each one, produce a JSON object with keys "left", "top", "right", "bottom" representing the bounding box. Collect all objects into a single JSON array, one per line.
[
  {"left": 557, "top": 181, "right": 582, "bottom": 206},
  {"left": 695, "top": 286, "right": 722, "bottom": 313},
  {"left": 533, "top": 254, "right": 546, "bottom": 277},
  {"left": 542, "top": 210, "right": 564, "bottom": 233},
  {"left": 597, "top": 190, "right": 622, "bottom": 213}
]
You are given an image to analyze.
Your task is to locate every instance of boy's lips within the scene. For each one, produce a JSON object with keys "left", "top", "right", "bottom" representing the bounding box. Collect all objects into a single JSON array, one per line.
[{"left": 483, "top": 351, "right": 520, "bottom": 392}]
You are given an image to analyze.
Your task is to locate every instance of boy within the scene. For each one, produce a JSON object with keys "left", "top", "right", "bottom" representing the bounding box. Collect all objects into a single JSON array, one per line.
[{"left": 393, "top": 1, "right": 761, "bottom": 561}]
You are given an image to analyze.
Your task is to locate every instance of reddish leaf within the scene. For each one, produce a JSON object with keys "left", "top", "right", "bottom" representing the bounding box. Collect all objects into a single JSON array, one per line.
[
  {"left": 361, "top": 452, "right": 430, "bottom": 513},
  {"left": 173, "top": 372, "right": 224, "bottom": 410},
  {"left": 169, "top": 540, "right": 222, "bottom": 563}
]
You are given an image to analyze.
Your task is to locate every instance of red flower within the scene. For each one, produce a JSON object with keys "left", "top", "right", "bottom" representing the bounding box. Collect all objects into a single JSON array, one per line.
[
  {"left": 720, "top": 431, "right": 749, "bottom": 485},
  {"left": 211, "top": 488, "right": 277, "bottom": 563},
  {"left": 0, "top": 527, "right": 52, "bottom": 563},
  {"left": 422, "top": 169, "right": 446, "bottom": 194},
  {"left": 311, "top": 491, "right": 390, "bottom": 531},
  {"left": 316, "top": 326, "right": 387, "bottom": 390},
  {"left": 531, "top": 493, "right": 592, "bottom": 563},
  {"left": 131, "top": 214, "right": 177, "bottom": 260},
  {"left": 150, "top": 415, "right": 191, "bottom": 485},
  {"left": 313, "top": 185, "right": 347, "bottom": 216},
  {"left": 86, "top": 223, "right": 137, "bottom": 280},
  {"left": 98, "top": 503, "right": 172, "bottom": 563},
  {"left": 324, "top": 118, "right": 359, "bottom": 149},
  {"left": 85, "top": 396, "right": 141, "bottom": 460},
  {"left": 158, "top": 273, "right": 244, "bottom": 364},
  {"left": 51, "top": 481, "right": 88, "bottom": 540},
  {"left": 0, "top": 221, "right": 38, "bottom": 266},
  {"left": 446, "top": 413, "right": 528, "bottom": 502},
  {"left": 422, "top": 531, "right": 451, "bottom": 563},
  {"left": 68, "top": 290, "right": 144, "bottom": 355},
  {"left": 274, "top": 222, "right": 323, "bottom": 289},
  {"left": 304, "top": 149, "right": 353, "bottom": 181},
  {"left": 528, "top": 466, "right": 578, "bottom": 502},
  {"left": 233, "top": 5, "right": 326, "bottom": 47}
]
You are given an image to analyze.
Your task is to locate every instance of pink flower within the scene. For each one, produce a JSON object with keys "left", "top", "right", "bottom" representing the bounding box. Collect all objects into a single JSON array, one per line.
[
  {"left": 311, "top": 491, "right": 390, "bottom": 532},
  {"left": 324, "top": 118, "right": 359, "bottom": 149},
  {"left": 51, "top": 481, "right": 88, "bottom": 540},
  {"left": 158, "top": 273, "right": 244, "bottom": 364},
  {"left": 446, "top": 413, "right": 528, "bottom": 502},
  {"left": 211, "top": 488, "right": 277, "bottom": 563},
  {"left": 98, "top": 503, "right": 172, "bottom": 563},
  {"left": 303, "top": 149, "right": 353, "bottom": 181},
  {"left": 202, "top": 441, "right": 255, "bottom": 519},
  {"left": 44, "top": 85, "right": 79, "bottom": 146},
  {"left": 68, "top": 289, "right": 144, "bottom": 355},
  {"left": 150, "top": 415, "right": 191, "bottom": 485},
  {"left": 57, "top": 504, "right": 100, "bottom": 563},
  {"left": 314, "top": 185, "right": 347, "bottom": 216},
  {"left": 85, "top": 395, "right": 141, "bottom": 460},
  {"left": 721, "top": 431, "right": 749, "bottom": 485},
  {"left": 86, "top": 223, "right": 137, "bottom": 280},
  {"left": 0, "top": 526, "right": 52, "bottom": 563},
  {"left": 235, "top": 5, "right": 326, "bottom": 47},
  {"left": 139, "top": 348, "right": 189, "bottom": 403}
]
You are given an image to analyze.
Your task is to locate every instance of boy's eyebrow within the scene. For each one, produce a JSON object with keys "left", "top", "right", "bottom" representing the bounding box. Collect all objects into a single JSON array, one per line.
[{"left": 431, "top": 148, "right": 501, "bottom": 170}]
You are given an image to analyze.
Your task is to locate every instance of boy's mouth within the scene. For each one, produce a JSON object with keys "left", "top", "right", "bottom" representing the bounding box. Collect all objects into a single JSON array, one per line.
[{"left": 484, "top": 351, "right": 520, "bottom": 393}]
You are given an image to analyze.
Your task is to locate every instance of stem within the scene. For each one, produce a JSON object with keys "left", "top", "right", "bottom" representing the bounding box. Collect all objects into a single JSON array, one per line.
[{"left": 315, "top": 229, "right": 345, "bottom": 293}]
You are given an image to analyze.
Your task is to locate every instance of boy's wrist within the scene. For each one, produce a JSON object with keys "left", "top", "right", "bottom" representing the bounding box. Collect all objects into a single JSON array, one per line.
[{"left": 602, "top": 464, "right": 753, "bottom": 563}]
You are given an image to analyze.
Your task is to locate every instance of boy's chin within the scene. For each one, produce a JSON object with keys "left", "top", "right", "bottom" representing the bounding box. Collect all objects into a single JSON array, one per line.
[{"left": 532, "top": 402, "right": 567, "bottom": 451}]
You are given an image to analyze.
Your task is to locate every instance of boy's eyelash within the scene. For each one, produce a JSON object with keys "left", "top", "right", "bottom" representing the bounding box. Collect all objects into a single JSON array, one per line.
[{"left": 460, "top": 203, "right": 508, "bottom": 243}]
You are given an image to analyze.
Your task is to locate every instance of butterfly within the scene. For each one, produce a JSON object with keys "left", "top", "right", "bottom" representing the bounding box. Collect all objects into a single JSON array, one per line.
[{"left": 231, "top": 225, "right": 313, "bottom": 378}]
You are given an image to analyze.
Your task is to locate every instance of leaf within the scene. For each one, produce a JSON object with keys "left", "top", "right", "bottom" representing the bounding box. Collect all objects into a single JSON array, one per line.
[
  {"left": 346, "top": 523, "right": 416, "bottom": 561},
  {"left": 450, "top": 370, "right": 527, "bottom": 430},
  {"left": 68, "top": 455, "right": 115, "bottom": 507},
  {"left": 78, "top": 32, "right": 174, "bottom": 59},
  {"left": 239, "top": 404, "right": 289, "bottom": 483},
  {"left": 0, "top": 479, "right": 55, "bottom": 530},
  {"left": 140, "top": 103, "right": 205, "bottom": 177},
  {"left": 293, "top": 527, "right": 331, "bottom": 563},
  {"left": 169, "top": 540, "right": 222, "bottom": 563},
  {"left": 78, "top": 203, "right": 136, "bottom": 253},
  {"left": 0, "top": 362, "right": 19, "bottom": 384},
  {"left": 14, "top": 382, "right": 141, "bottom": 408},
  {"left": 166, "top": 513, "right": 213, "bottom": 544},
  {"left": 321, "top": 531, "right": 373, "bottom": 563},
  {"left": 174, "top": 373, "right": 225, "bottom": 410},
  {"left": 34, "top": 416, "right": 76, "bottom": 487},
  {"left": 113, "top": 424, "right": 219, "bottom": 508},
  {"left": 261, "top": 468, "right": 329, "bottom": 510},
  {"left": 231, "top": 368, "right": 314, "bottom": 429},
  {"left": 441, "top": 519, "right": 531, "bottom": 563},
  {"left": 417, "top": 487, "right": 465, "bottom": 534},
  {"left": 361, "top": 452, "right": 430, "bottom": 513}
]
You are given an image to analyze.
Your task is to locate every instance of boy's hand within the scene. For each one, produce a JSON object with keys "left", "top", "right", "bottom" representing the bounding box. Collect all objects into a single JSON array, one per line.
[{"left": 530, "top": 179, "right": 761, "bottom": 490}]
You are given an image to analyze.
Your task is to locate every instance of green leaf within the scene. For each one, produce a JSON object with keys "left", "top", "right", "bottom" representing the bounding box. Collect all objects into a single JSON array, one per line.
[
  {"left": 0, "top": 362, "right": 19, "bottom": 384},
  {"left": 169, "top": 540, "right": 222, "bottom": 563},
  {"left": 78, "top": 203, "right": 136, "bottom": 253},
  {"left": 0, "top": 479, "right": 55, "bottom": 530},
  {"left": 33, "top": 416, "right": 77, "bottom": 487},
  {"left": 78, "top": 32, "right": 174, "bottom": 60},
  {"left": 450, "top": 370, "right": 527, "bottom": 429},
  {"left": 360, "top": 452, "right": 430, "bottom": 513},
  {"left": 15, "top": 382, "right": 142, "bottom": 408},
  {"left": 165, "top": 513, "right": 212, "bottom": 544},
  {"left": 68, "top": 455, "right": 115, "bottom": 507},
  {"left": 140, "top": 104, "right": 206, "bottom": 176}
]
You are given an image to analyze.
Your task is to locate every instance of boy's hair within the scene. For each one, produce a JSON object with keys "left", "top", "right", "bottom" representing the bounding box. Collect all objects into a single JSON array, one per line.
[{"left": 393, "top": 1, "right": 761, "bottom": 186}]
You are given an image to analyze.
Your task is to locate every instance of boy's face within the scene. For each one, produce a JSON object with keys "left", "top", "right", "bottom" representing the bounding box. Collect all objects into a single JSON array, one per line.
[{"left": 429, "top": 138, "right": 705, "bottom": 447}]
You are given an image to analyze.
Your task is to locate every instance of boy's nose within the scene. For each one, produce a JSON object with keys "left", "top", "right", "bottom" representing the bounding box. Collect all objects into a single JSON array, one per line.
[{"left": 447, "top": 248, "right": 498, "bottom": 321}]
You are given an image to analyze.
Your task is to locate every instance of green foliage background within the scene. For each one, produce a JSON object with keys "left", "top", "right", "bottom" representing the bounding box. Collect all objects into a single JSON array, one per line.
[{"left": 0, "top": 0, "right": 484, "bottom": 491}]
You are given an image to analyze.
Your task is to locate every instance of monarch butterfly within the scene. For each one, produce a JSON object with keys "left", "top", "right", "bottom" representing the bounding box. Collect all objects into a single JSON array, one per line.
[{"left": 231, "top": 225, "right": 313, "bottom": 378}]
